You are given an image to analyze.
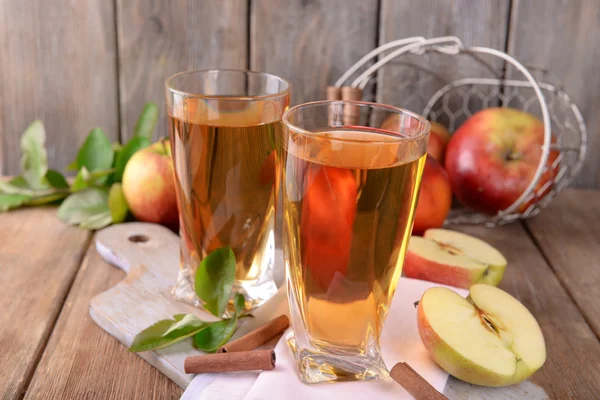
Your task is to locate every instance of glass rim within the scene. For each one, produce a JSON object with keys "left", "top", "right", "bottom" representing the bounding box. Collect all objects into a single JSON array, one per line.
[
  {"left": 165, "top": 69, "right": 291, "bottom": 101},
  {"left": 282, "top": 100, "right": 430, "bottom": 144}
]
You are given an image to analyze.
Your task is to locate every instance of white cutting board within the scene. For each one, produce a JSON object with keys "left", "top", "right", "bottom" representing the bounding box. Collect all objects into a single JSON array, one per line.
[{"left": 90, "top": 222, "right": 548, "bottom": 399}]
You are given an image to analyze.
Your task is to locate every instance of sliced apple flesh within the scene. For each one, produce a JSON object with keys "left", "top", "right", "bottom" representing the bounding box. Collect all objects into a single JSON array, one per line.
[
  {"left": 418, "top": 284, "right": 546, "bottom": 387},
  {"left": 404, "top": 228, "right": 507, "bottom": 288}
]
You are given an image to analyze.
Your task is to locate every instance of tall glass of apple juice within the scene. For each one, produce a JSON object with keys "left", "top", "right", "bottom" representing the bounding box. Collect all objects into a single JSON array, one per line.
[
  {"left": 166, "top": 70, "right": 290, "bottom": 312},
  {"left": 281, "top": 100, "right": 429, "bottom": 383}
]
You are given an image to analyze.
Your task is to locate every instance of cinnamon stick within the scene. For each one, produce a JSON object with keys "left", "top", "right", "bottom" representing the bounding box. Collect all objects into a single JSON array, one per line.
[
  {"left": 340, "top": 86, "right": 363, "bottom": 101},
  {"left": 326, "top": 86, "right": 342, "bottom": 100},
  {"left": 340, "top": 86, "right": 363, "bottom": 126},
  {"left": 184, "top": 350, "right": 276, "bottom": 374},
  {"left": 390, "top": 362, "right": 448, "bottom": 400},
  {"left": 218, "top": 315, "right": 289, "bottom": 353}
]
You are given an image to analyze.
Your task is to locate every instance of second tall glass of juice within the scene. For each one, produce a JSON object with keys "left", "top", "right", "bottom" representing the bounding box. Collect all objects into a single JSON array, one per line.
[
  {"left": 166, "top": 70, "right": 290, "bottom": 312},
  {"left": 281, "top": 100, "right": 429, "bottom": 383}
]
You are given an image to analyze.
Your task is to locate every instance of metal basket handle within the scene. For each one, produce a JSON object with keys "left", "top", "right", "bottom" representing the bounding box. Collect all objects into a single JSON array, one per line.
[{"left": 335, "top": 36, "right": 557, "bottom": 221}]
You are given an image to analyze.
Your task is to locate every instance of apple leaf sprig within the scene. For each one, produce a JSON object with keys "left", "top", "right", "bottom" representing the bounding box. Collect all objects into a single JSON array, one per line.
[
  {"left": 129, "top": 248, "right": 250, "bottom": 353},
  {"left": 0, "top": 103, "right": 159, "bottom": 230}
]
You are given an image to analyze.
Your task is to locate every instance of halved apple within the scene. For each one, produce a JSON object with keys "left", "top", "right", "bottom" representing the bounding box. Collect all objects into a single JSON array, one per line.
[
  {"left": 403, "top": 229, "right": 507, "bottom": 288},
  {"left": 417, "top": 284, "right": 546, "bottom": 386}
]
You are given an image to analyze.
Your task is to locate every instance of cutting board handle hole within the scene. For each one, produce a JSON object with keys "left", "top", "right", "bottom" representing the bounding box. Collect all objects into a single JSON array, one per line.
[{"left": 128, "top": 234, "right": 149, "bottom": 243}]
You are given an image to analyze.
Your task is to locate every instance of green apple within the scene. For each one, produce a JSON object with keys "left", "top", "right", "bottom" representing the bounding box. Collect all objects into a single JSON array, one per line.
[
  {"left": 404, "top": 229, "right": 507, "bottom": 289},
  {"left": 417, "top": 284, "right": 546, "bottom": 387}
]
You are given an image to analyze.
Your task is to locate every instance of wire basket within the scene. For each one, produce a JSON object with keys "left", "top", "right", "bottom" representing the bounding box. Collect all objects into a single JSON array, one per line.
[{"left": 333, "top": 36, "right": 587, "bottom": 226}]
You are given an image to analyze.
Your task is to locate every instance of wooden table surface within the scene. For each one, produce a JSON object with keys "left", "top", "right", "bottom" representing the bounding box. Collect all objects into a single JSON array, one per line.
[{"left": 1, "top": 188, "right": 599, "bottom": 400}]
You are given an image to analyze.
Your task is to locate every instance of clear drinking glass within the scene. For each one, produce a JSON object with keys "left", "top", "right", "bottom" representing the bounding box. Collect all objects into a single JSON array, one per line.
[
  {"left": 166, "top": 70, "right": 290, "bottom": 312},
  {"left": 281, "top": 100, "right": 429, "bottom": 383}
]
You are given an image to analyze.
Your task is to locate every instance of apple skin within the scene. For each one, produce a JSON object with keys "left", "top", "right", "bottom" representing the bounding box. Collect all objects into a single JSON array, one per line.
[
  {"left": 445, "top": 108, "right": 558, "bottom": 215},
  {"left": 417, "top": 285, "right": 546, "bottom": 387},
  {"left": 122, "top": 140, "right": 179, "bottom": 230},
  {"left": 427, "top": 121, "right": 451, "bottom": 163},
  {"left": 300, "top": 165, "right": 357, "bottom": 291},
  {"left": 412, "top": 156, "right": 452, "bottom": 235},
  {"left": 380, "top": 116, "right": 449, "bottom": 162},
  {"left": 404, "top": 250, "right": 480, "bottom": 288},
  {"left": 404, "top": 229, "right": 507, "bottom": 289}
]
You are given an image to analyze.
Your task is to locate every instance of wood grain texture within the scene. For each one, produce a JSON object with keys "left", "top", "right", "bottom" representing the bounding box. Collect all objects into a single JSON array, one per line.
[
  {"left": 251, "top": 0, "right": 379, "bottom": 105},
  {"left": 377, "top": 0, "right": 510, "bottom": 127},
  {"left": 455, "top": 222, "right": 600, "bottom": 399},
  {"left": 23, "top": 236, "right": 182, "bottom": 400},
  {"left": 507, "top": 0, "right": 600, "bottom": 188},
  {"left": 525, "top": 189, "right": 600, "bottom": 338},
  {"left": 91, "top": 222, "right": 212, "bottom": 389},
  {"left": 0, "top": 208, "right": 91, "bottom": 400},
  {"left": 117, "top": 0, "right": 248, "bottom": 141},
  {"left": 0, "top": 0, "right": 119, "bottom": 175}
]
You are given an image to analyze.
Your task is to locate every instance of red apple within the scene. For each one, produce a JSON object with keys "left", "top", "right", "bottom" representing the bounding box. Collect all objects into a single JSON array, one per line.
[
  {"left": 300, "top": 165, "right": 357, "bottom": 291},
  {"left": 445, "top": 108, "right": 557, "bottom": 215},
  {"left": 404, "top": 228, "right": 507, "bottom": 288},
  {"left": 428, "top": 121, "right": 451, "bottom": 163},
  {"left": 412, "top": 156, "right": 452, "bottom": 235},
  {"left": 122, "top": 140, "right": 179, "bottom": 230}
]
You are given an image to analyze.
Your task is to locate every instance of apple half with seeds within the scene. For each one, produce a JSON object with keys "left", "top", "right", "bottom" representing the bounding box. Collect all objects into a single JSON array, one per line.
[
  {"left": 404, "top": 229, "right": 507, "bottom": 289},
  {"left": 418, "top": 284, "right": 546, "bottom": 386}
]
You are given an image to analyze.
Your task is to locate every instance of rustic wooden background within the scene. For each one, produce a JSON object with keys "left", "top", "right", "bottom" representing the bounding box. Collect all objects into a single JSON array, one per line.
[{"left": 0, "top": 0, "right": 598, "bottom": 188}]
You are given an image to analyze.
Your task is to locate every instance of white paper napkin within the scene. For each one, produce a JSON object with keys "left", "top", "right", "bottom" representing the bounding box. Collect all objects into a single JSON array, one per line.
[{"left": 182, "top": 278, "right": 467, "bottom": 400}]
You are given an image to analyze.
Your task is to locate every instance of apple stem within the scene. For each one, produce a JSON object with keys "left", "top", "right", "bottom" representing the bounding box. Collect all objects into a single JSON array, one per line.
[{"left": 505, "top": 150, "right": 522, "bottom": 162}]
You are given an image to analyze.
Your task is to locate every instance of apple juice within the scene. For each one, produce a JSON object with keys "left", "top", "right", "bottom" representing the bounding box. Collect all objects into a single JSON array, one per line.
[
  {"left": 281, "top": 127, "right": 426, "bottom": 352},
  {"left": 169, "top": 98, "right": 282, "bottom": 310}
]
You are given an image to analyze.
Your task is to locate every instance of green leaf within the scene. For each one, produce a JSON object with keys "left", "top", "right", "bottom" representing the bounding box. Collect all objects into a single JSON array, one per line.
[
  {"left": 0, "top": 193, "right": 31, "bottom": 212},
  {"left": 79, "top": 211, "right": 112, "bottom": 230},
  {"left": 75, "top": 128, "right": 114, "bottom": 182},
  {"left": 57, "top": 188, "right": 109, "bottom": 225},
  {"left": 0, "top": 180, "right": 36, "bottom": 195},
  {"left": 71, "top": 167, "right": 115, "bottom": 192},
  {"left": 8, "top": 176, "right": 30, "bottom": 189},
  {"left": 133, "top": 102, "right": 159, "bottom": 139},
  {"left": 113, "top": 136, "right": 151, "bottom": 182},
  {"left": 107, "top": 143, "right": 123, "bottom": 186},
  {"left": 20, "top": 120, "right": 48, "bottom": 189},
  {"left": 193, "top": 293, "right": 246, "bottom": 353},
  {"left": 108, "top": 183, "right": 128, "bottom": 223},
  {"left": 129, "top": 314, "right": 209, "bottom": 353},
  {"left": 45, "top": 169, "right": 69, "bottom": 189},
  {"left": 71, "top": 167, "right": 91, "bottom": 191},
  {"left": 193, "top": 317, "right": 238, "bottom": 353},
  {"left": 195, "top": 247, "right": 236, "bottom": 317},
  {"left": 27, "top": 191, "right": 69, "bottom": 206},
  {"left": 234, "top": 292, "right": 245, "bottom": 314},
  {"left": 0, "top": 173, "right": 68, "bottom": 209},
  {"left": 66, "top": 159, "right": 78, "bottom": 171}
]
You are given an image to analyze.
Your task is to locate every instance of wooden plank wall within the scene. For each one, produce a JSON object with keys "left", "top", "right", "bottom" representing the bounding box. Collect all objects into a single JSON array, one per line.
[
  {"left": 0, "top": 0, "right": 119, "bottom": 175},
  {"left": 0, "top": 0, "right": 598, "bottom": 187}
]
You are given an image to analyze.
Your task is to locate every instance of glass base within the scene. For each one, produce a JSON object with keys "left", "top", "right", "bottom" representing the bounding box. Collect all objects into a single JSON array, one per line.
[
  {"left": 232, "top": 277, "right": 278, "bottom": 311},
  {"left": 172, "top": 237, "right": 278, "bottom": 315},
  {"left": 287, "top": 332, "right": 390, "bottom": 384}
]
